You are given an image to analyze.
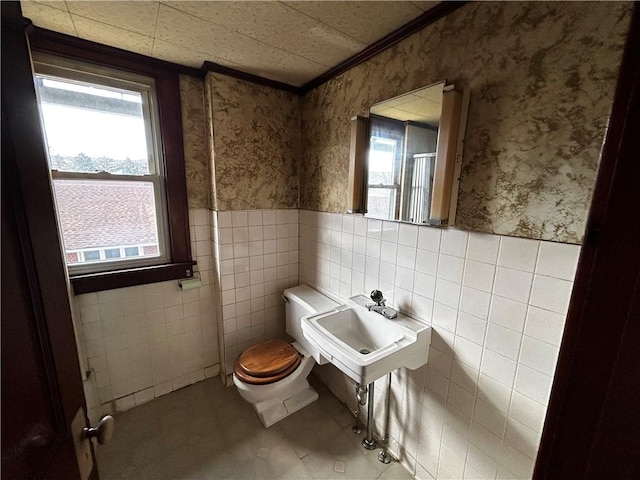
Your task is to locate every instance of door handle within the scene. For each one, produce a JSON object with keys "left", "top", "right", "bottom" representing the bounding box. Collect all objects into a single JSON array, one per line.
[{"left": 82, "top": 415, "right": 114, "bottom": 445}]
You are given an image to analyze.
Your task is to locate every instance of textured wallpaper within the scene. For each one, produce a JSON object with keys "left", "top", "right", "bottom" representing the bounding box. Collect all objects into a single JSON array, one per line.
[
  {"left": 205, "top": 72, "right": 300, "bottom": 211},
  {"left": 300, "top": 1, "right": 632, "bottom": 244},
  {"left": 179, "top": 75, "right": 210, "bottom": 209}
]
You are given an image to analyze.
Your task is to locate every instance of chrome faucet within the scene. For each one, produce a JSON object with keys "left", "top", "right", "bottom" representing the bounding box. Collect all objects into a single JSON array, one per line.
[{"left": 366, "top": 290, "right": 397, "bottom": 319}]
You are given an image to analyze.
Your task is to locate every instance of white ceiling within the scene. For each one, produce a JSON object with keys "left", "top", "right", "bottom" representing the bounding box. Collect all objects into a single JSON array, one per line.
[{"left": 20, "top": 1, "right": 439, "bottom": 87}]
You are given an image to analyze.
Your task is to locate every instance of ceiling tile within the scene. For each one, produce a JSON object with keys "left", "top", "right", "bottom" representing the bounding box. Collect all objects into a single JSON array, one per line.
[
  {"left": 73, "top": 16, "right": 154, "bottom": 57},
  {"left": 25, "top": 0, "right": 70, "bottom": 12},
  {"left": 225, "top": 44, "right": 325, "bottom": 86},
  {"left": 398, "top": 97, "right": 441, "bottom": 117},
  {"left": 415, "top": 84, "right": 446, "bottom": 101},
  {"left": 152, "top": 38, "right": 222, "bottom": 69},
  {"left": 66, "top": 0, "right": 159, "bottom": 37},
  {"left": 411, "top": 1, "right": 440, "bottom": 12},
  {"left": 21, "top": 1, "right": 76, "bottom": 36},
  {"left": 379, "top": 107, "right": 434, "bottom": 123},
  {"left": 155, "top": 4, "right": 238, "bottom": 55},
  {"left": 404, "top": 96, "right": 440, "bottom": 112},
  {"left": 267, "top": 55, "right": 328, "bottom": 87},
  {"left": 166, "top": 1, "right": 366, "bottom": 68},
  {"left": 282, "top": 1, "right": 424, "bottom": 45},
  {"left": 372, "top": 83, "right": 443, "bottom": 124},
  {"left": 156, "top": 4, "right": 325, "bottom": 85}
]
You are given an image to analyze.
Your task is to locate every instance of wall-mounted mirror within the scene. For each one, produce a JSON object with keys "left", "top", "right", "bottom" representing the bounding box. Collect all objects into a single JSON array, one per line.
[{"left": 348, "top": 81, "right": 469, "bottom": 226}]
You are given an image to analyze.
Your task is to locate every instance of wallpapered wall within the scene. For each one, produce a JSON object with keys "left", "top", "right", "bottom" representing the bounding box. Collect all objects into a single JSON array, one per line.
[
  {"left": 205, "top": 72, "right": 301, "bottom": 211},
  {"left": 299, "top": 1, "right": 632, "bottom": 244},
  {"left": 180, "top": 74, "right": 210, "bottom": 210}
]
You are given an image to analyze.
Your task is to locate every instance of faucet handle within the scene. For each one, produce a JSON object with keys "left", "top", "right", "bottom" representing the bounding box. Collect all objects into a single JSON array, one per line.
[
  {"left": 370, "top": 289, "right": 385, "bottom": 306},
  {"left": 380, "top": 307, "right": 398, "bottom": 319}
]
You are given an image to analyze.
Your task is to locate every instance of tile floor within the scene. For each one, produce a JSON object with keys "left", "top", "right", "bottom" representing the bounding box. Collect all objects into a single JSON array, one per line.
[{"left": 97, "top": 375, "right": 413, "bottom": 480}]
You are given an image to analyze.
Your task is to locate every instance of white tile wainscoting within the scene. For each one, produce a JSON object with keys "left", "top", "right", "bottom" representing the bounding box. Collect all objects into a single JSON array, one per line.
[
  {"left": 298, "top": 210, "right": 579, "bottom": 480},
  {"left": 211, "top": 209, "right": 301, "bottom": 379},
  {"left": 80, "top": 206, "right": 579, "bottom": 480},
  {"left": 76, "top": 208, "right": 220, "bottom": 423}
]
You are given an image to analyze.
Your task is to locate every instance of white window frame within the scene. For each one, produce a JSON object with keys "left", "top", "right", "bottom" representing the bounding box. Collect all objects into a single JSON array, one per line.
[{"left": 32, "top": 52, "right": 170, "bottom": 275}]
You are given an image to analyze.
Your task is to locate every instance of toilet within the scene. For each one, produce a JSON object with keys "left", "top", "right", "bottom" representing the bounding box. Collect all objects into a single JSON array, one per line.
[{"left": 232, "top": 284, "right": 338, "bottom": 427}]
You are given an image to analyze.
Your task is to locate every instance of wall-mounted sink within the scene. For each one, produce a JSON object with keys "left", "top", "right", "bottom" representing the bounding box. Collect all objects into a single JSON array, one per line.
[{"left": 301, "top": 300, "right": 431, "bottom": 385}]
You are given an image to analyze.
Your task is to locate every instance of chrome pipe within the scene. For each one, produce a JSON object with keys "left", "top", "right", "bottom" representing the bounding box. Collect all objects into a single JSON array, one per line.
[
  {"left": 362, "top": 381, "right": 376, "bottom": 450},
  {"left": 352, "top": 383, "right": 367, "bottom": 435},
  {"left": 378, "top": 372, "right": 392, "bottom": 463}
]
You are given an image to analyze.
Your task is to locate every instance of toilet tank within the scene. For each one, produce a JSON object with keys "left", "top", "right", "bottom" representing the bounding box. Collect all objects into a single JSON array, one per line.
[{"left": 283, "top": 285, "right": 339, "bottom": 364}]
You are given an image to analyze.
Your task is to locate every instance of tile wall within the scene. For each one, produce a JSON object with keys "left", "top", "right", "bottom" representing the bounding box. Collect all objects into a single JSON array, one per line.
[
  {"left": 298, "top": 210, "right": 579, "bottom": 480},
  {"left": 211, "top": 209, "right": 300, "bottom": 379},
  {"left": 77, "top": 208, "right": 220, "bottom": 422},
  {"left": 83, "top": 205, "right": 578, "bottom": 478}
]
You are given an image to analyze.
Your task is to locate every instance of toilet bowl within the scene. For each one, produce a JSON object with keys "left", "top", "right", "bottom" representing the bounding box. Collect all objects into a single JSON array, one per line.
[{"left": 232, "top": 285, "right": 338, "bottom": 427}]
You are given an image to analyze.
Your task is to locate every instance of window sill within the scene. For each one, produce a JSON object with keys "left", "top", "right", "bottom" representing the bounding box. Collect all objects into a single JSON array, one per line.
[{"left": 70, "top": 261, "right": 196, "bottom": 295}]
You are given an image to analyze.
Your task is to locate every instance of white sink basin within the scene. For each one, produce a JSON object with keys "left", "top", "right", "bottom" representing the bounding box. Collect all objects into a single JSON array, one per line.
[{"left": 301, "top": 301, "right": 431, "bottom": 385}]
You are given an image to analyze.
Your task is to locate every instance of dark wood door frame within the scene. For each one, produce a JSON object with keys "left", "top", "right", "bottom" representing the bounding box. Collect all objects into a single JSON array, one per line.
[
  {"left": 1, "top": 2, "right": 94, "bottom": 478},
  {"left": 534, "top": 4, "right": 640, "bottom": 479}
]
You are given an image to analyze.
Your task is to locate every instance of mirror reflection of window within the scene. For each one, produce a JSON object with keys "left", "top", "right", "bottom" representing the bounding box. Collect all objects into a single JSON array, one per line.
[
  {"left": 367, "top": 115, "right": 405, "bottom": 219},
  {"left": 366, "top": 82, "right": 445, "bottom": 223},
  {"left": 367, "top": 114, "right": 439, "bottom": 223}
]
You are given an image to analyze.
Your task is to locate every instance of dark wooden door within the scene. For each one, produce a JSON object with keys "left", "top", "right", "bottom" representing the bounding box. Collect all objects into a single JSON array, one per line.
[{"left": 1, "top": 2, "right": 97, "bottom": 479}]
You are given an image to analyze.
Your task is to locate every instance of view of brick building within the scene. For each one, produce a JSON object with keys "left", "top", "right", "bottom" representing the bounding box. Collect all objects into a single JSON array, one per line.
[{"left": 53, "top": 179, "right": 159, "bottom": 264}]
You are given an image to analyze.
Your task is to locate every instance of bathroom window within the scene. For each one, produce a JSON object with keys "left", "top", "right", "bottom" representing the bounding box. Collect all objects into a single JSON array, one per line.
[
  {"left": 29, "top": 48, "right": 193, "bottom": 294},
  {"left": 34, "top": 55, "right": 168, "bottom": 275}
]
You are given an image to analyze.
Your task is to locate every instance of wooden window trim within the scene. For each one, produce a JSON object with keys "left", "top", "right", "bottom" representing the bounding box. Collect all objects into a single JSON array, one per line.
[{"left": 27, "top": 28, "right": 195, "bottom": 295}]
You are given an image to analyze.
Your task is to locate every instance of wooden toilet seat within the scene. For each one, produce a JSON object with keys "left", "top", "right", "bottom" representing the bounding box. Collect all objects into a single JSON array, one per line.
[{"left": 233, "top": 339, "right": 301, "bottom": 385}]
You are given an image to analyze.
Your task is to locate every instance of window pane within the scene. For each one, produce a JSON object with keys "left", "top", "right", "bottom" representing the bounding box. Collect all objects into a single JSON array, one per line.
[
  {"left": 53, "top": 180, "right": 160, "bottom": 266},
  {"left": 104, "top": 248, "right": 121, "bottom": 259},
  {"left": 36, "top": 76, "right": 150, "bottom": 175},
  {"left": 367, "top": 187, "right": 396, "bottom": 220},
  {"left": 83, "top": 250, "right": 100, "bottom": 261},
  {"left": 143, "top": 245, "right": 158, "bottom": 256},
  {"left": 368, "top": 137, "right": 397, "bottom": 185}
]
